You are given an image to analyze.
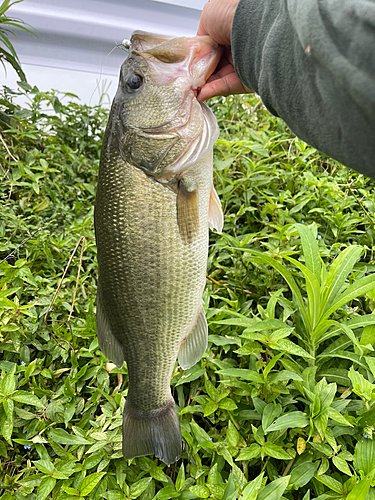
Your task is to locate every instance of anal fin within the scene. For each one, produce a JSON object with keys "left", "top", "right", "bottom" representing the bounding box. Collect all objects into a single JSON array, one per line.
[
  {"left": 96, "top": 288, "right": 125, "bottom": 368},
  {"left": 178, "top": 306, "right": 208, "bottom": 370},
  {"left": 177, "top": 179, "right": 199, "bottom": 244},
  {"left": 208, "top": 185, "right": 223, "bottom": 233}
]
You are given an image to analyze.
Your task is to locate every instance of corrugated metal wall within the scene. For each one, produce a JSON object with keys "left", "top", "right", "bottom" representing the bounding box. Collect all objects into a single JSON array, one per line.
[{"left": 2, "top": 0, "right": 205, "bottom": 104}]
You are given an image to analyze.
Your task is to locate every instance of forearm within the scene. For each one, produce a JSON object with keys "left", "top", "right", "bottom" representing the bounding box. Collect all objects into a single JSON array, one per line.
[{"left": 231, "top": 0, "right": 375, "bottom": 177}]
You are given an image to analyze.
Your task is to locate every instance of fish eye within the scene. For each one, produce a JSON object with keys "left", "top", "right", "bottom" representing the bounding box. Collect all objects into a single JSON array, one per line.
[{"left": 125, "top": 73, "right": 143, "bottom": 91}]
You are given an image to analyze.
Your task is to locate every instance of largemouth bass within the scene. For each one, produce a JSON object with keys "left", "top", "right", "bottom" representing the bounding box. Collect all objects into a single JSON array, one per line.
[{"left": 94, "top": 31, "right": 223, "bottom": 465}]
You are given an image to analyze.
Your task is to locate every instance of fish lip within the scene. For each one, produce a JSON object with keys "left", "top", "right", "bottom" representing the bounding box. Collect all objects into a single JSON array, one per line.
[{"left": 129, "top": 32, "right": 222, "bottom": 90}]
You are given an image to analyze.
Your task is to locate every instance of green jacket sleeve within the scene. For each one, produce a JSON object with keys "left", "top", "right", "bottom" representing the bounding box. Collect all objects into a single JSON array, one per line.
[{"left": 231, "top": 0, "right": 375, "bottom": 177}]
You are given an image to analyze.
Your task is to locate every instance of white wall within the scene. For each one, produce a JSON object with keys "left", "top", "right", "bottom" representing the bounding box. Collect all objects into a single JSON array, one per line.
[{"left": 2, "top": 0, "right": 206, "bottom": 105}]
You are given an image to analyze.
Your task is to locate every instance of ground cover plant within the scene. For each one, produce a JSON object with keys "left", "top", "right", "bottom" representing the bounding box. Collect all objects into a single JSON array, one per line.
[{"left": 1, "top": 82, "right": 375, "bottom": 499}]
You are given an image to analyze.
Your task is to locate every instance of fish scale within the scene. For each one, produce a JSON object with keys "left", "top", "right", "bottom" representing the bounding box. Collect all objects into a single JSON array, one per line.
[{"left": 96, "top": 148, "right": 211, "bottom": 402}]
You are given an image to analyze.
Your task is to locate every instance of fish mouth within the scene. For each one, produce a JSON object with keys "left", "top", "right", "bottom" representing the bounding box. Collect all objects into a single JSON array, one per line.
[{"left": 130, "top": 31, "right": 223, "bottom": 91}]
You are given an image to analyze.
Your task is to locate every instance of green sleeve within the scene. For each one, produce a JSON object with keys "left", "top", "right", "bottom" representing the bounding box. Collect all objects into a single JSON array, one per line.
[{"left": 231, "top": 0, "right": 375, "bottom": 177}]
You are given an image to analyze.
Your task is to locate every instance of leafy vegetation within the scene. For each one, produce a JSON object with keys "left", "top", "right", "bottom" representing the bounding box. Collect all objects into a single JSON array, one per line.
[
  {"left": 1, "top": 81, "right": 375, "bottom": 500},
  {"left": 0, "top": 0, "right": 34, "bottom": 82}
]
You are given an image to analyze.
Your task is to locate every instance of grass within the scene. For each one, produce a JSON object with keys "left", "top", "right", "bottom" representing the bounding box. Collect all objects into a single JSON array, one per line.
[{"left": 1, "top": 82, "right": 375, "bottom": 500}]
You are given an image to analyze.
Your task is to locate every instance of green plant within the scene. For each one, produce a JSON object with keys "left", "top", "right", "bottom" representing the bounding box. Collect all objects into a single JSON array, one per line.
[
  {"left": 230, "top": 223, "right": 375, "bottom": 363},
  {"left": 2, "top": 85, "right": 375, "bottom": 499},
  {"left": 0, "top": 0, "right": 34, "bottom": 81}
]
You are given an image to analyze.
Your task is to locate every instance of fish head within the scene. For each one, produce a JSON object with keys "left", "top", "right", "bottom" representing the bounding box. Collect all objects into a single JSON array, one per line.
[{"left": 112, "top": 31, "right": 222, "bottom": 181}]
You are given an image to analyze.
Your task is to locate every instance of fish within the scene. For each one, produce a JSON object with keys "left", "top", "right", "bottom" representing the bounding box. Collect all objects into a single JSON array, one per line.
[{"left": 94, "top": 30, "right": 223, "bottom": 465}]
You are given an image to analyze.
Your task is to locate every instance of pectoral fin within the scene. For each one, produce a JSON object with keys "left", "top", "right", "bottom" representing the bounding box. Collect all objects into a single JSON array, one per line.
[
  {"left": 178, "top": 306, "right": 208, "bottom": 370},
  {"left": 96, "top": 288, "right": 126, "bottom": 368},
  {"left": 177, "top": 179, "right": 199, "bottom": 244},
  {"left": 208, "top": 185, "right": 223, "bottom": 233}
]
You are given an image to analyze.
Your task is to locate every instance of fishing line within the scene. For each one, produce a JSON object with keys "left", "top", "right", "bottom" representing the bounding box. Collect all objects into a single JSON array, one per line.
[
  {"left": 89, "top": 39, "right": 131, "bottom": 107},
  {"left": 0, "top": 227, "right": 45, "bottom": 265}
]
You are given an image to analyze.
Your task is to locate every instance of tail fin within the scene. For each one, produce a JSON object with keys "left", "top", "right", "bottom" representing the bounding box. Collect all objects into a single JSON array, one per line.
[{"left": 122, "top": 398, "right": 182, "bottom": 465}]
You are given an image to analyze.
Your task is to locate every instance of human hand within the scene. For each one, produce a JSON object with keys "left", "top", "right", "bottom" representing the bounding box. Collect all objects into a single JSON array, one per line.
[{"left": 197, "top": 0, "right": 252, "bottom": 101}]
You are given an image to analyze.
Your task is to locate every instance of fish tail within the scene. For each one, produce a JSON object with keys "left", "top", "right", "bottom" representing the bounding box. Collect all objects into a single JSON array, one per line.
[{"left": 122, "top": 398, "right": 182, "bottom": 465}]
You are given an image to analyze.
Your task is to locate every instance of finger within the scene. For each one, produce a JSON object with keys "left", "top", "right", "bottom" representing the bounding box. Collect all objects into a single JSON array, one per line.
[
  {"left": 197, "top": 73, "right": 250, "bottom": 102},
  {"left": 206, "top": 62, "right": 236, "bottom": 82},
  {"left": 197, "top": 21, "right": 208, "bottom": 37},
  {"left": 197, "top": 2, "right": 210, "bottom": 37}
]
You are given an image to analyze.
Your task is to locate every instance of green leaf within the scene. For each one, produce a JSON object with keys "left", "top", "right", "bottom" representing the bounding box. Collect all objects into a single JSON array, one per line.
[
  {"left": 354, "top": 438, "right": 375, "bottom": 475},
  {"left": 175, "top": 366, "right": 205, "bottom": 386},
  {"left": 271, "top": 338, "right": 314, "bottom": 359},
  {"left": 293, "top": 223, "right": 321, "bottom": 283},
  {"left": 11, "top": 390, "right": 44, "bottom": 407},
  {"left": 49, "top": 428, "right": 90, "bottom": 446},
  {"left": 290, "top": 461, "right": 319, "bottom": 488},
  {"left": 317, "top": 457, "right": 330, "bottom": 476},
  {"left": 319, "top": 368, "right": 350, "bottom": 386},
  {"left": 33, "top": 197, "right": 50, "bottom": 212},
  {"left": 322, "top": 246, "right": 363, "bottom": 314},
  {"left": 317, "top": 350, "right": 368, "bottom": 370},
  {"left": 323, "top": 274, "right": 375, "bottom": 321},
  {"left": 189, "top": 485, "right": 209, "bottom": 498},
  {"left": 0, "top": 365, "right": 16, "bottom": 395},
  {"left": 217, "top": 368, "right": 264, "bottom": 384},
  {"left": 332, "top": 455, "right": 352, "bottom": 476},
  {"left": 77, "top": 472, "right": 106, "bottom": 496},
  {"left": 240, "top": 473, "right": 264, "bottom": 500},
  {"left": 269, "top": 370, "right": 303, "bottom": 384},
  {"left": 361, "top": 325, "right": 375, "bottom": 347},
  {"left": 264, "top": 442, "right": 290, "bottom": 460},
  {"left": 262, "top": 403, "right": 282, "bottom": 432},
  {"left": 130, "top": 477, "right": 153, "bottom": 499},
  {"left": 366, "top": 357, "right": 375, "bottom": 379},
  {"left": 236, "top": 443, "right": 261, "bottom": 460},
  {"left": 263, "top": 352, "right": 283, "bottom": 379},
  {"left": 203, "top": 399, "right": 218, "bottom": 417},
  {"left": 208, "top": 335, "right": 241, "bottom": 346},
  {"left": 247, "top": 143, "right": 269, "bottom": 157},
  {"left": 175, "top": 463, "right": 185, "bottom": 492},
  {"left": 64, "top": 398, "right": 76, "bottom": 426},
  {"left": 347, "top": 476, "right": 372, "bottom": 500},
  {"left": 359, "top": 406, "right": 375, "bottom": 427},
  {"left": 318, "top": 382, "right": 337, "bottom": 412},
  {"left": 257, "top": 475, "right": 290, "bottom": 500},
  {"left": 205, "top": 377, "right": 219, "bottom": 401},
  {"left": 218, "top": 398, "right": 237, "bottom": 411},
  {"left": 36, "top": 476, "right": 56, "bottom": 500},
  {"left": 3, "top": 397, "right": 13, "bottom": 420},
  {"left": 190, "top": 421, "right": 211, "bottom": 445},
  {"left": 264, "top": 412, "right": 309, "bottom": 433},
  {"left": 327, "top": 407, "right": 353, "bottom": 427},
  {"left": 348, "top": 366, "right": 374, "bottom": 401},
  {"left": 34, "top": 459, "right": 54, "bottom": 475},
  {"left": 155, "top": 485, "right": 180, "bottom": 499},
  {"left": 284, "top": 256, "right": 321, "bottom": 331},
  {"left": 238, "top": 250, "right": 311, "bottom": 333},
  {"left": 242, "top": 319, "right": 288, "bottom": 333},
  {"left": 227, "top": 421, "right": 240, "bottom": 447},
  {"left": 314, "top": 474, "right": 344, "bottom": 494}
]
